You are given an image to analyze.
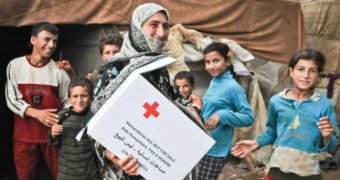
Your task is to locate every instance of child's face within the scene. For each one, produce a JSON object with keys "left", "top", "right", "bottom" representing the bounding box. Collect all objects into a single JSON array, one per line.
[
  {"left": 204, "top": 51, "right": 230, "bottom": 77},
  {"left": 68, "top": 86, "right": 92, "bottom": 113},
  {"left": 101, "top": 44, "right": 121, "bottom": 62},
  {"left": 290, "top": 59, "right": 320, "bottom": 91},
  {"left": 175, "top": 79, "right": 194, "bottom": 100}
]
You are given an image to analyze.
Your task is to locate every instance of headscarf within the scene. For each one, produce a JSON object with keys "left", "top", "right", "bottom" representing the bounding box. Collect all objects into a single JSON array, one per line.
[{"left": 90, "top": 3, "right": 170, "bottom": 113}]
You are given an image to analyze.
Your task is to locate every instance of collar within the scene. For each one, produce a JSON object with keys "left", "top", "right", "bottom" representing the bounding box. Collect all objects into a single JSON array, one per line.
[
  {"left": 278, "top": 88, "right": 321, "bottom": 102},
  {"left": 213, "top": 70, "right": 233, "bottom": 80}
]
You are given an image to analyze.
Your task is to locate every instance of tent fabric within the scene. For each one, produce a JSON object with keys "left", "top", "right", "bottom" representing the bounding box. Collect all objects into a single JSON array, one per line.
[
  {"left": 301, "top": 0, "right": 340, "bottom": 40},
  {"left": 0, "top": 0, "right": 306, "bottom": 64}
]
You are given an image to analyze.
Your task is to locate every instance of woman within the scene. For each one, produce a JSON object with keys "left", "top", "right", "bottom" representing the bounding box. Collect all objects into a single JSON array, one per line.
[{"left": 85, "top": 3, "right": 176, "bottom": 180}]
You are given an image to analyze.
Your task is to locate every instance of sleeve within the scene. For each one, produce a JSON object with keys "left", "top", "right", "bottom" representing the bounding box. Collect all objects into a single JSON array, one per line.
[
  {"left": 255, "top": 98, "right": 278, "bottom": 147},
  {"left": 5, "top": 61, "right": 31, "bottom": 117},
  {"left": 47, "top": 128, "right": 60, "bottom": 146},
  {"left": 58, "top": 69, "right": 71, "bottom": 109},
  {"left": 93, "top": 63, "right": 122, "bottom": 97},
  {"left": 217, "top": 89, "right": 254, "bottom": 127},
  {"left": 318, "top": 102, "right": 338, "bottom": 152}
]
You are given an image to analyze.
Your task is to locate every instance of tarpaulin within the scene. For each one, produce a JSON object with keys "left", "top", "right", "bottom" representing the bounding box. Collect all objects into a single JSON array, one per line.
[{"left": 0, "top": 0, "right": 306, "bottom": 64}]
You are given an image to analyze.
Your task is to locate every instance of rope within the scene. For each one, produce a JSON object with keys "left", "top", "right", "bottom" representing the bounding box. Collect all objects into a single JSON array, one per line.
[
  {"left": 0, "top": 0, "right": 130, "bottom": 24},
  {"left": 0, "top": 0, "right": 71, "bottom": 24},
  {"left": 247, "top": 0, "right": 256, "bottom": 51},
  {"left": 89, "top": 0, "right": 130, "bottom": 22}
]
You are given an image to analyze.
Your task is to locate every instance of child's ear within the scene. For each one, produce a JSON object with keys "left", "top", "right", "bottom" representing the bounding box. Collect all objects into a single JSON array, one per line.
[
  {"left": 289, "top": 67, "right": 293, "bottom": 78},
  {"left": 192, "top": 84, "right": 196, "bottom": 90}
]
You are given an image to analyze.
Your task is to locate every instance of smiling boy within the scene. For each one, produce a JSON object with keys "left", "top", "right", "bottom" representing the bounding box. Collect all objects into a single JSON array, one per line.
[
  {"left": 5, "top": 22, "right": 70, "bottom": 180},
  {"left": 174, "top": 71, "right": 202, "bottom": 112}
]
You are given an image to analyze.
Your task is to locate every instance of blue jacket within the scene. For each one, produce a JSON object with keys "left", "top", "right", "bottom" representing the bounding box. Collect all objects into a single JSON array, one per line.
[{"left": 202, "top": 71, "right": 254, "bottom": 157}]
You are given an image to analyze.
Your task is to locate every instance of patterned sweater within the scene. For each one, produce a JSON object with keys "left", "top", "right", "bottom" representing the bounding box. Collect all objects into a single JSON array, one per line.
[
  {"left": 48, "top": 107, "right": 99, "bottom": 180},
  {"left": 5, "top": 55, "right": 70, "bottom": 143}
]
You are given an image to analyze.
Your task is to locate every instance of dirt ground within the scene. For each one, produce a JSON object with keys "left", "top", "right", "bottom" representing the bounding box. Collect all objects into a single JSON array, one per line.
[{"left": 218, "top": 155, "right": 340, "bottom": 180}]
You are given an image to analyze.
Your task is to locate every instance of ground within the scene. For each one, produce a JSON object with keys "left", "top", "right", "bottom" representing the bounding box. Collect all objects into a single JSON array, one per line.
[{"left": 218, "top": 155, "right": 340, "bottom": 180}]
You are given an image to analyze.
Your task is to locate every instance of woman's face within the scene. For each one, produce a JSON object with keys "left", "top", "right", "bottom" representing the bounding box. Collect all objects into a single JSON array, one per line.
[
  {"left": 204, "top": 51, "right": 230, "bottom": 77},
  {"left": 141, "top": 12, "right": 169, "bottom": 41}
]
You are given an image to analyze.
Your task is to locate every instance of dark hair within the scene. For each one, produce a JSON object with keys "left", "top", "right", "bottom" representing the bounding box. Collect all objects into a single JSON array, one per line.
[
  {"left": 283, "top": 48, "right": 325, "bottom": 85},
  {"left": 99, "top": 34, "right": 123, "bottom": 54},
  {"left": 174, "top": 71, "right": 195, "bottom": 86},
  {"left": 68, "top": 77, "right": 94, "bottom": 99},
  {"left": 203, "top": 42, "right": 236, "bottom": 77},
  {"left": 29, "top": 22, "right": 59, "bottom": 49}
]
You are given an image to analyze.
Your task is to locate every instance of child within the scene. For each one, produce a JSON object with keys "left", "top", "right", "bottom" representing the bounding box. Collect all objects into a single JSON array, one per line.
[
  {"left": 231, "top": 48, "right": 338, "bottom": 180},
  {"left": 199, "top": 42, "right": 254, "bottom": 180},
  {"left": 174, "top": 71, "right": 202, "bottom": 112},
  {"left": 48, "top": 78, "right": 100, "bottom": 180},
  {"left": 174, "top": 71, "right": 202, "bottom": 180},
  {"left": 86, "top": 34, "right": 123, "bottom": 84}
]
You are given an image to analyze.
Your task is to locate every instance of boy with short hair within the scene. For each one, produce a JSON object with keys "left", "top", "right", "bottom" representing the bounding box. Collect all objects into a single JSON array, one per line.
[
  {"left": 48, "top": 77, "right": 100, "bottom": 179},
  {"left": 174, "top": 71, "right": 202, "bottom": 112},
  {"left": 5, "top": 22, "right": 70, "bottom": 179},
  {"left": 87, "top": 34, "right": 124, "bottom": 85},
  {"left": 174, "top": 71, "right": 202, "bottom": 180}
]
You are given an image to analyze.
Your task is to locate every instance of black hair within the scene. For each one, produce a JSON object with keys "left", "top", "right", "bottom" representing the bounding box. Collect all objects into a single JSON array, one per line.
[
  {"left": 174, "top": 71, "right": 195, "bottom": 86},
  {"left": 203, "top": 42, "right": 236, "bottom": 77},
  {"left": 29, "top": 22, "right": 59, "bottom": 49},
  {"left": 68, "top": 77, "right": 94, "bottom": 99}
]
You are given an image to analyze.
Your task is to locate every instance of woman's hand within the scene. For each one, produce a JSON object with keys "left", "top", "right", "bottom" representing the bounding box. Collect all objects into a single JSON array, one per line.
[
  {"left": 318, "top": 116, "right": 334, "bottom": 146},
  {"left": 105, "top": 150, "right": 140, "bottom": 176},
  {"left": 51, "top": 124, "right": 63, "bottom": 138},
  {"left": 205, "top": 113, "right": 219, "bottom": 132},
  {"left": 231, "top": 140, "right": 259, "bottom": 158}
]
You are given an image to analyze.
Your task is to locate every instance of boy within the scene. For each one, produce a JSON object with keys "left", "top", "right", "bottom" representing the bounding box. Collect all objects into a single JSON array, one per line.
[
  {"left": 48, "top": 78, "right": 100, "bottom": 179},
  {"left": 174, "top": 71, "right": 202, "bottom": 180},
  {"left": 5, "top": 22, "right": 70, "bottom": 180},
  {"left": 86, "top": 34, "right": 123, "bottom": 84},
  {"left": 174, "top": 71, "right": 202, "bottom": 112}
]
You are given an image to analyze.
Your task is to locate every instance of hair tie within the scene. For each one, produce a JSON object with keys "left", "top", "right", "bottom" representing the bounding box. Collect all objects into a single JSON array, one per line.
[{"left": 227, "top": 51, "right": 231, "bottom": 58}]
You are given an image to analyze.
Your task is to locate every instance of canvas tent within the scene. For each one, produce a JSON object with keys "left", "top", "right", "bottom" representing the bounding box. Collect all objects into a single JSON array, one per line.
[
  {"left": 0, "top": 0, "right": 306, "bottom": 63},
  {"left": 0, "top": 0, "right": 308, "bottom": 179}
]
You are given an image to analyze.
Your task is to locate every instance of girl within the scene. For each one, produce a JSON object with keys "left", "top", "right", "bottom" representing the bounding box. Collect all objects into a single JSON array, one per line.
[
  {"left": 48, "top": 78, "right": 100, "bottom": 180},
  {"left": 231, "top": 48, "right": 338, "bottom": 180},
  {"left": 199, "top": 42, "right": 254, "bottom": 180}
]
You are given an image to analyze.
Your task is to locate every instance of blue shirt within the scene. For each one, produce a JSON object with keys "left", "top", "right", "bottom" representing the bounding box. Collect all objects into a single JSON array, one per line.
[
  {"left": 256, "top": 89, "right": 338, "bottom": 153},
  {"left": 202, "top": 71, "right": 254, "bottom": 157}
]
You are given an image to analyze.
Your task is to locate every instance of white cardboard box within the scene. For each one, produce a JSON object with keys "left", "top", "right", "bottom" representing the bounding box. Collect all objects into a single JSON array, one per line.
[{"left": 87, "top": 57, "right": 215, "bottom": 180}]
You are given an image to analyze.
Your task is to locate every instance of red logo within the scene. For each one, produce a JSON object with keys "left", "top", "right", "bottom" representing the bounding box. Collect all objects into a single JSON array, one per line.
[{"left": 143, "top": 102, "right": 160, "bottom": 119}]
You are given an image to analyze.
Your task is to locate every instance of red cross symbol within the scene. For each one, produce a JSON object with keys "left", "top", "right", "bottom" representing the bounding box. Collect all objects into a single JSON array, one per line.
[{"left": 143, "top": 102, "right": 160, "bottom": 119}]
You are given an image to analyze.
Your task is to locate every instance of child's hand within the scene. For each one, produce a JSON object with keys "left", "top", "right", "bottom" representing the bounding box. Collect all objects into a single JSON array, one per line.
[
  {"left": 51, "top": 124, "right": 63, "bottom": 139},
  {"left": 56, "top": 60, "right": 73, "bottom": 72},
  {"left": 189, "top": 95, "right": 202, "bottom": 111},
  {"left": 205, "top": 113, "right": 219, "bottom": 131},
  {"left": 231, "top": 140, "right": 259, "bottom": 158},
  {"left": 317, "top": 116, "right": 334, "bottom": 146}
]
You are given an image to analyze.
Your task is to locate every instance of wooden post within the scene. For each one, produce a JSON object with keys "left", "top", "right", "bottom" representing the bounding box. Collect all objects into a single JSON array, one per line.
[{"left": 236, "top": 127, "right": 255, "bottom": 172}]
